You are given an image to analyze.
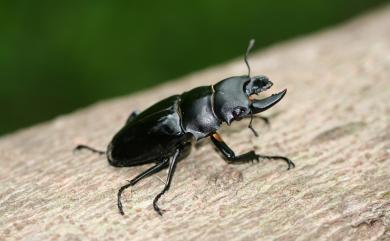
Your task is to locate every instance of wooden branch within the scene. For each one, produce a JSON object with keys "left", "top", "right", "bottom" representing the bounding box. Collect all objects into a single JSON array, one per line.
[{"left": 1, "top": 5, "right": 390, "bottom": 241}]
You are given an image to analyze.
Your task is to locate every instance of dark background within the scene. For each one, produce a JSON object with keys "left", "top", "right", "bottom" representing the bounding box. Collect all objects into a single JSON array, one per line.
[{"left": 0, "top": 1, "right": 387, "bottom": 136}]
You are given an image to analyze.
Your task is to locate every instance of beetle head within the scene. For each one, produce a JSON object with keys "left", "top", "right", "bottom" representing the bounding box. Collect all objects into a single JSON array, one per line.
[
  {"left": 213, "top": 39, "right": 286, "bottom": 126},
  {"left": 213, "top": 75, "right": 286, "bottom": 125}
]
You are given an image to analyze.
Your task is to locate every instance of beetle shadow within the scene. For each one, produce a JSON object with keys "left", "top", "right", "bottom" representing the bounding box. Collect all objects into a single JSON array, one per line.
[{"left": 194, "top": 138, "right": 211, "bottom": 149}]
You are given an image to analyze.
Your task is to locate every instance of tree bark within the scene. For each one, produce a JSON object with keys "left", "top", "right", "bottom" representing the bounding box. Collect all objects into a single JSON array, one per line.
[{"left": 1, "top": 5, "right": 390, "bottom": 241}]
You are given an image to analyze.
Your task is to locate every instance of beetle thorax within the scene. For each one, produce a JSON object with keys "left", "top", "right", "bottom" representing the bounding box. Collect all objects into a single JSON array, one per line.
[
  {"left": 213, "top": 76, "right": 251, "bottom": 125},
  {"left": 179, "top": 86, "right": 222, "bottom": 140}
]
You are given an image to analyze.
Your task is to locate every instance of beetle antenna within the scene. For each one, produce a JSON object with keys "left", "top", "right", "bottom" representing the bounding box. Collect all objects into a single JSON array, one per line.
[
  {"left": 248, "top": 110, "right": 259, "bottom": 137},
  {"left": 245, "top": 39, "right": 255, "bottom": 77}
]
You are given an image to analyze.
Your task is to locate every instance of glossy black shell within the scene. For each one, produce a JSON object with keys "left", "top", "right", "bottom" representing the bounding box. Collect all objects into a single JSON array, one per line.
[{"left": 107, "top": 86, "right": 221, "bottom": 167}]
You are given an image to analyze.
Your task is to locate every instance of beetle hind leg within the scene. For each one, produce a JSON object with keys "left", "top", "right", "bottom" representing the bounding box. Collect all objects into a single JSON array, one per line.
[{"left": 73, "top": 144, "right": 105, "bottom": 155}]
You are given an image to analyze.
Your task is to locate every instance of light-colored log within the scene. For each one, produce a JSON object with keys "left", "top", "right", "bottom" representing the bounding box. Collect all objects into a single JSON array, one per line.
[{"left": 1, "top": 5, "right": 389, "bottom": 241}]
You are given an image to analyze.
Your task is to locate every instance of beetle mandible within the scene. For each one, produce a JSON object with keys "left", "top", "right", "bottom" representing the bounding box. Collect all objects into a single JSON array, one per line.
[{"left": 75, "top": 39, "right": 295, "bottom": 216}]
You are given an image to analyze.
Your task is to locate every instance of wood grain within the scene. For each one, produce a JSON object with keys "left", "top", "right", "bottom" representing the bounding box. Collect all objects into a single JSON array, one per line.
[{"left": 1, "top": 5, "right": 389, "bottom": 241}]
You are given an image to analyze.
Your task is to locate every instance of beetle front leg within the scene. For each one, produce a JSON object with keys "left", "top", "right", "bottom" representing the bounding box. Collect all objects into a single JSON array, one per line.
[
  {"left": 210, "top": 133, "right": 258, "bottom": 163},
  {"left": 210, "top": 132, "right": 295, "bottom": 170}
]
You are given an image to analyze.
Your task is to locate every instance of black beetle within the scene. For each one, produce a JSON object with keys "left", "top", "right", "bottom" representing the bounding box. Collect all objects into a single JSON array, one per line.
[{"left": 75, "top": 39, "right": 295, "bottom": 216}]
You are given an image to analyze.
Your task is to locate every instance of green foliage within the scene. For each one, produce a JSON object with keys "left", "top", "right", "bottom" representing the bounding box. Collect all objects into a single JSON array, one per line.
[{"left": 0, "top": 0, "right": 387, "bottom": 135}]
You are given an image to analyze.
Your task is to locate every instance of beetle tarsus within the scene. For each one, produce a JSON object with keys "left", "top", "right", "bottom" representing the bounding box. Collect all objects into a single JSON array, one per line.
[
  {"left": 117, "top": 182, "right": 132, "bottom": 215},
  {"left": 153, "top": 193, "right": 166, "bottom": 216},
  {"left": 73, "top": 144, "right": 105, "bottom": 155},
  {"left": 255, "top": 155, "right": 295, "bottom": 170}
]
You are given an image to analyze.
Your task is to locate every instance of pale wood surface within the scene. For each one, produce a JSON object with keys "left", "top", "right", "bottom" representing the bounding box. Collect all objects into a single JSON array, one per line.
[{"left": 1, "top": 5, "right": 390, "bottom": 241}]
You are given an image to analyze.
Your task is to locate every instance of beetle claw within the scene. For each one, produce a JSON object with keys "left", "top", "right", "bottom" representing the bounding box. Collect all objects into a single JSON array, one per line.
[
  {"left": 154, "top": 205, "right": 166, "bottom": 216},
  {"left": 254, "top": 154, "right": 295, "bottom": 170},
  {"left": 286, "top": 158, "right": 296, "bottom": 170}
]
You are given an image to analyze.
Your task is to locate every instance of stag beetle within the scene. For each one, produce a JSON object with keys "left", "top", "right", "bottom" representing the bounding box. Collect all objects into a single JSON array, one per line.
[{"left": 75, "top": 39, "right": 295, "bottom": 216}]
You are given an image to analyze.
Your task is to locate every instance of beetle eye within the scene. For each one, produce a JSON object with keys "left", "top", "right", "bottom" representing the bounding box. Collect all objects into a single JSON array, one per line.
[
  {"left": 244, "top": 76, "right": 273, "bottom": 96},
  {"left": 232, "top": 107, "right": 245, "bottom": 119}
]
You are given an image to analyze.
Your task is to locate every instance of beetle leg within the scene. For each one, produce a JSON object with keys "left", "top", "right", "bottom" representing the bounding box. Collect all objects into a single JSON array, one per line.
[
  {"left": 210, "top": 133, "right": 258, "bottom": 163},
  {"left": 210, "top": 132, "right": 295, "bottom": 170},
  {"left": 153, "top": 148, "right": 181, "bottom": 216},
  {"left": 117, "top": 159, "right": 169, "bottom": 215},
  {"left": 73, "top": 144, "right": 105, "bottom": 155},
  {"left": 255, "top": 154, "right": 295, "bottom": 170},
  {"left": 245, "top": 115, "right": 270, "bottom": 126},
  {"left": 247, "top": 111, "right": 259, "bottom": 137},
  {"left": 243, "top": 114, "right": 270, "bottom": 137}
]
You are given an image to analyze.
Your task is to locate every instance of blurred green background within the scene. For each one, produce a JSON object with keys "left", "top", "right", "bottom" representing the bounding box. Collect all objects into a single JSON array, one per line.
[{"left": 0, "top": 0, "right": 387, "bottom": 136}]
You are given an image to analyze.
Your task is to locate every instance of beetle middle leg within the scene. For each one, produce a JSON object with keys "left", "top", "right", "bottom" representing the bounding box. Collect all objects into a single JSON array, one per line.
[
  {"left": 117, "top": 159, "right": 169, "bottom": 215},
  {"left": 244, "top": 112, "right": 270, "bottom": 137},
  {"left": 210, "top": 132, "right": 295, "bottom": 170},
  {"left": 244, "top": 115, "right": 270, "bottom": 126}
]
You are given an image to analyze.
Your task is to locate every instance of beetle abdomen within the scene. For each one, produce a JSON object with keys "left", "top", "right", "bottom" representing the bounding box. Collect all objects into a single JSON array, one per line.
[{"left": 107, "top": 95, "right": 188, "bottom": 167}]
